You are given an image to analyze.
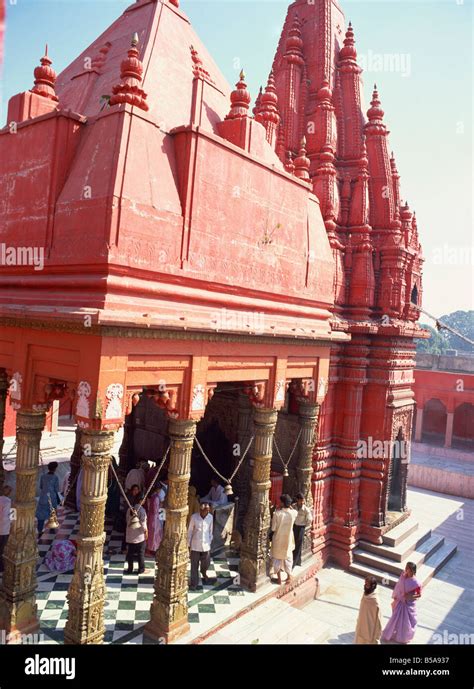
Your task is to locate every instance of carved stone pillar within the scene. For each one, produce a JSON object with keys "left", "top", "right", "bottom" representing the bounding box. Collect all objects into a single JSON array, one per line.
[
  {"left": 64, "top": 429, "right": 115, "bottom": 645},
  {"left": 234, "top": 393, "right": 253, "bottom": 534},
  {"left": 0, "top": 410, "right": 45, "bottom": 636},
  {"left": 0, "top": 370, "right": 8, "bottom": 494},
  {"left": 297, "top": 402, "right": 319, "bottom": 560},
  {"left": 145, "top": 418, "right": 196, "bottom": 644},
  {"left": 65, "top": 426, "right": 82, "bottom": 510},
  {"left": 239, "top": 408, "right": 277, "bottom": 592}
]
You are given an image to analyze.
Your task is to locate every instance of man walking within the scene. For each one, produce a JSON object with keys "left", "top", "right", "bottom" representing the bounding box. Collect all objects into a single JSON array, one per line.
[
  {"left": 270, "top": 494, "right": 297, "bottom": 585},
  {"left": 187, "top": 500, "right": 213, "bottom": 591}
]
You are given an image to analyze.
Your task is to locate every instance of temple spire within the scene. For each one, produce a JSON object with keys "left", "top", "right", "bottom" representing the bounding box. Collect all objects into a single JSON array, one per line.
[
  {"left": 294, "top": 137, "right": 310, "bottom": 180},
  {"left": 339, "top": 21, "right": 357, "bottom": 62},
  {"left": 110, "top": 33, "right": 149, "bottom": 111},
  {"left": 225, "top": 70, "right": 251, "bottom": 120},
  {"left": 253, "top": 86, "right": 263, "bottom": 117},
  {"left": 255, "top": 71, "right": 280, "bottom": 147},
  {"left": 367, "top": 84, "right": 385, "bottom": 124},
  {"left": 285, "top": 14, "right": 304, "bottom": 65},
  {"left": 31, "top": 45, "right": 59, "bottom": 102}
]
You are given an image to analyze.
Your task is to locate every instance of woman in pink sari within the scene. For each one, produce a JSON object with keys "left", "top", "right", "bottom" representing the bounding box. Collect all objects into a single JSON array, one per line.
[
  {"left": 146, "top": 486, "right": 163, "bottom": 556},
  {"left": 382, "top": 562, "right": 422, "bottom": 643}
]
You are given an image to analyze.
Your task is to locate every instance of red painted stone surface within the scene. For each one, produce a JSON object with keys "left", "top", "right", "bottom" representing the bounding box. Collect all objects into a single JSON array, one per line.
[{"left": 0, "top": 0, "right": 426, "bottom": 569}]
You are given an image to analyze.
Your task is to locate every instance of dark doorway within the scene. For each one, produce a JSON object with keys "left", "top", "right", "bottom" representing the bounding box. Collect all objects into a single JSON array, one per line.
[{"left": 388, "top": 428, "right": 404, "bottom": 511}]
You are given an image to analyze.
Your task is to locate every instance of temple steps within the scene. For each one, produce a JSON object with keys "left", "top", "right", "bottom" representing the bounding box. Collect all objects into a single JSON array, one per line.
[
  {"left": 201, "top": 598, "right": 330, "bottom": 645},
  {"left": 349, "top": 517, "right": 457, "bottom": 588},
  {"left": 359, "top": 525, "right": 432, "bottom": 562},
  {"left": 353, "top": 533, "right": 445, "bottom": 576},
  {"left": 382, "top": 516, "right": 420, "bottom": 547}
]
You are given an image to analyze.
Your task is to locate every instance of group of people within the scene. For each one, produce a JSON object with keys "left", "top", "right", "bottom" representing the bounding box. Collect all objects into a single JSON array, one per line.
[
  {"left": 355, "top": 564, "right": 422, "bottom": 644},
  {"left": 269, "top": 492, "right": 313, "bottom": 585},
  {"left": 1, "top": 459, "right": 422, "bottom": 648}
]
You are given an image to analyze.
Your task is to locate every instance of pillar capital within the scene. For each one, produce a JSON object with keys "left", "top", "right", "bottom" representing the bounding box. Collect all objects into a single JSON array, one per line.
[
  {"left": 252, "top": 407, "right": 278, "bottom": 428},
  {"left": 168, "top": 417, "right": 197, "bottom": 440}
]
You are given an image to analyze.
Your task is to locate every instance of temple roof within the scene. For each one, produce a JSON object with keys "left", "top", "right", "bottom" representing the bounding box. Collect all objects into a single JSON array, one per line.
[{"left": 55, "top": 0, "right": 230, "bottom": 133}]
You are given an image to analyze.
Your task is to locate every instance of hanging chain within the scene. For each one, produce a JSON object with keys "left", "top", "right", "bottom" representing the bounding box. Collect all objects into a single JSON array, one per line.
[
  {"left": 60, "top": 468, "right": 79, "bottom": 507},
  {"left": 109, "top": 445, "right": 170, "bottom": 515},
  {"left": 1, "top": 440, "right": 17, "bottom": 463},
  {"left": 194, "top": 433, "right": 254, "bottom": 487},
  {"left": 273, "top": 427, "right": 303, "bottom": 473}
]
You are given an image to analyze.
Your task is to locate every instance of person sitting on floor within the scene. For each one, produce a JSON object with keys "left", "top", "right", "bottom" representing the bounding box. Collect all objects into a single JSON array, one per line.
[
  {"left": 201, "top": 479, "right": 228, "bottom": 508},
  {"left": 44, "top": 539, "right": 77, "bottom": 573}
]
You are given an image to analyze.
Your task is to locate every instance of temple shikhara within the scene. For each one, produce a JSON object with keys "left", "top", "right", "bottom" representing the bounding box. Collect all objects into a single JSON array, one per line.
[{"left": 1, "top": 0, "right": 438, "bottom": 645}]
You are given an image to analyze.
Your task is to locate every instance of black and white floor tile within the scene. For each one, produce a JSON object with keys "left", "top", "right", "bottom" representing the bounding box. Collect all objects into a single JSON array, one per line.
[{"left": 32, "top": 507, "right": 252, "bottom": 644}]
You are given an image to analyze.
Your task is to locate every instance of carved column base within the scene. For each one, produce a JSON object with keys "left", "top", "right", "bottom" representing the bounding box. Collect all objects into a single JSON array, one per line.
[
  {"left": 0, "top": 594, "right": 39, "bottom": 638},
  {"left": 144, "top": 609, "right": 190, "bottom": 645}
]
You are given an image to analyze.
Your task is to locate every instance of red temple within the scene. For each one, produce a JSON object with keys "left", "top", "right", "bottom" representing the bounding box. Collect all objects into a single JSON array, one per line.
[{"left": 0, "top": 0, "right": 427, "bottom": 643}]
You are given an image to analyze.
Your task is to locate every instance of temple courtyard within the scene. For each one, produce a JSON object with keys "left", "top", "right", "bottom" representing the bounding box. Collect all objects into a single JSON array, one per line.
[{"left": 2, "top": 425, "right": 472, "bottom": 646}]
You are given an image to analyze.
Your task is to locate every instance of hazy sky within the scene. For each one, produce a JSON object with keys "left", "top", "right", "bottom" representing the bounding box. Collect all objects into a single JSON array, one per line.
[{"left": 1, "top": 0, "right": 472, "bottom": 318}]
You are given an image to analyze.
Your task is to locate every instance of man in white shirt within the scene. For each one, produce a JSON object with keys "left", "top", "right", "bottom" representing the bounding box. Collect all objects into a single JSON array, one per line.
[
  {"left": 0, "top": 485, "right": 12, "bottom": 574},
  {"left": 125, "top": 462, "right": 147, "bottom": 492},
  {"left": 187, "top": 500, "right": 213, "bottom": 590},
  {"left": 202, "top": 479, "right": 228, "bottom": 508}
]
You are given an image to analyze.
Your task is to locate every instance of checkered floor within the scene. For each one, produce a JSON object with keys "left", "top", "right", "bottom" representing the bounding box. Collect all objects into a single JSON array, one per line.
[{"left": 32, "top": 507, "right": 247, "bottom": 644}]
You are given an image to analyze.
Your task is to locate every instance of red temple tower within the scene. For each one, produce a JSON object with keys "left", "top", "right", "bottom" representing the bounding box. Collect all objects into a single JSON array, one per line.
[
  {"left": 0, "top": 0, "right": 429, "bottom": 644},
  {"left": 268, "top": 1, "right": 424, "bottom": 566}
]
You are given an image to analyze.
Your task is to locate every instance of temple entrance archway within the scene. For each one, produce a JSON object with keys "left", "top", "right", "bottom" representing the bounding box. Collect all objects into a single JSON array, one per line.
[{"left": 421, "top": 398, "right": 447, "bottom": 446}]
